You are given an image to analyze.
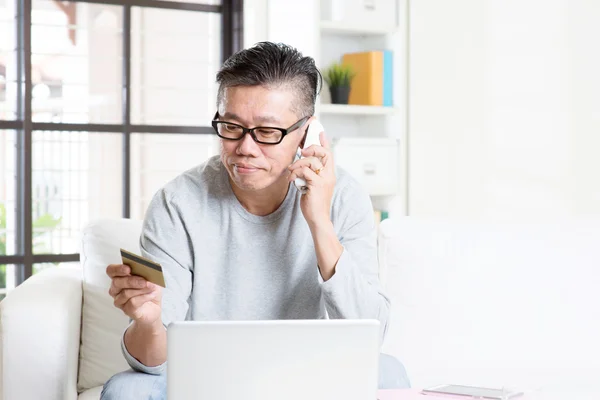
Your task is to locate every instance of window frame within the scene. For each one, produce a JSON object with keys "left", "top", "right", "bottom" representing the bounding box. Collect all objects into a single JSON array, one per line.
[{"left": 0, "top": 0, "right": 243, "bottom": 285}]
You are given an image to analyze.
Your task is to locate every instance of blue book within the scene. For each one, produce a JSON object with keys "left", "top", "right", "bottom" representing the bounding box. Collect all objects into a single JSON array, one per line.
[{"left": 383, "top": 50, "right": 393, "bottom": 107}]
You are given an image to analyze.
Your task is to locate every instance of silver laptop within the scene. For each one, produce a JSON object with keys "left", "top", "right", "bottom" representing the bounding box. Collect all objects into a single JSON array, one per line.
[{"left": 167, "top": 319, "right": 380, "bottom": 400}]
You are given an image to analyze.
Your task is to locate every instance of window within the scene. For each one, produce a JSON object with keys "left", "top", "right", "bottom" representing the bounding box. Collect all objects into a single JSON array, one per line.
[
  {"left": 0, "top": 265, "right": 15, "bottom": 301},
  {"left": 0, "top": 0, "right": 242, "bottom": 295}
]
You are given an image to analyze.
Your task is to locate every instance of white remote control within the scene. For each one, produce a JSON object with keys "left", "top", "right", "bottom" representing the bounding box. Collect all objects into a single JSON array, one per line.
[{"left": 294, "top": 120, "right": 324, "bottom": 194}]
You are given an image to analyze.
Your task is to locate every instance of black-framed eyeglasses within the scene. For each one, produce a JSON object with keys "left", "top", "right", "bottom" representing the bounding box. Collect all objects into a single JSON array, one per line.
[{"left": 211, "top": 112, "right": 309, "bottom": 145}]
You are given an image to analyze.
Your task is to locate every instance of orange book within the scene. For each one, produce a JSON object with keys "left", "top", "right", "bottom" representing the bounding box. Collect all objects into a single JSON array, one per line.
[{"left": 342, "top": 51, "right": 384, "bottom": 106}]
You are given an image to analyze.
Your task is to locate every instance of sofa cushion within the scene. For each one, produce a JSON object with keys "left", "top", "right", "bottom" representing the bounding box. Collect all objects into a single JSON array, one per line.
[
  {"left": 78, "top": 218, "right": 144, "bottom": 392},
  {"left": 78, "top": 386, "right": 102, "bottom": 400}
]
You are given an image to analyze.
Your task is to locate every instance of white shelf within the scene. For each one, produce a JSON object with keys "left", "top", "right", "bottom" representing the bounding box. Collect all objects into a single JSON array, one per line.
[
  {"left": 320, "top": 21, "right": 397, "bottom": 36},
  {"left": 319, "top": 104, "right": 397, "bottom": 116}
]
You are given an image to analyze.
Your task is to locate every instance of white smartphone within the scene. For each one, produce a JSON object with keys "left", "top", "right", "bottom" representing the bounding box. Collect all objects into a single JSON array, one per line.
[
  {"left": 294, "top": 119, "right": 324, "bottom": 194},
  {"left": 421, "top": 384, "right": 523, "bottom": 399}
]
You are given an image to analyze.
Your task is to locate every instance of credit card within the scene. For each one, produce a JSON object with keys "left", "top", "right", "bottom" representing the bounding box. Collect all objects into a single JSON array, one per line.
[{"left": 120, "top": 248, "right": 166, "bottom": 288}]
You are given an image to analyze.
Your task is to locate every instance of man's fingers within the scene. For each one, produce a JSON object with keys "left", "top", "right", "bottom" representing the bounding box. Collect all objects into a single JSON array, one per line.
[
  {"left": 146, "top": 282, "right": 161, "bottom": 291},
  {"left": 122, "top": 293, "right": 159, "bottom": 319},
  {"left": 106, "top": 264, "right": 131, "bottom": 278},
  {"left": 113, "top": 288, "right": 154, "bottom": 308},
  {"left": 111, "top": 275, "right": 148, "bottom": 292},
  {"left": 301, "top": 145, "right": 331, "bottom": 167},
  {"left": 108, "top": 280, "right": 137, "bottom": 298},
  {"left": 288, "top": 156, "right": 323, "bottom": 173},
  {"left": 289, "top": 166, "right": 319, "bottom": 185}
]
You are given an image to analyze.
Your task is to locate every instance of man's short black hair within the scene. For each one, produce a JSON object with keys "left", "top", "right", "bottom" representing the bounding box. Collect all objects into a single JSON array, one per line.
[{"left": 216, "top": 41, "right": 322, "bottom": 118}]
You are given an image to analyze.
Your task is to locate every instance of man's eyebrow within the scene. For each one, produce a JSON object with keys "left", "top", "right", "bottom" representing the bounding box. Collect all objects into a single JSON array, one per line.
[{"left": 222, "top": 112, "right": 283, "bottom": 126}]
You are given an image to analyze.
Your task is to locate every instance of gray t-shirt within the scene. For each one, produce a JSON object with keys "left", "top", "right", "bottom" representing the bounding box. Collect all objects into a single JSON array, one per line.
[{"left": 122, "top": 155, "right": 390, "bottom": 374}]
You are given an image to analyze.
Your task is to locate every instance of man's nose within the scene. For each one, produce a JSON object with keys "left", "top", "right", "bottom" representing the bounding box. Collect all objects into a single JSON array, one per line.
[{"left": 236, "top": 132, "right": 261, "bottom": 156}]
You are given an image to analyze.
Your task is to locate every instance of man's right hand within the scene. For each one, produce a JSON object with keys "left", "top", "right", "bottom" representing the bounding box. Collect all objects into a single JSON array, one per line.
[{"left": 106, "top": 264, "right": 163, "bottom": 326}]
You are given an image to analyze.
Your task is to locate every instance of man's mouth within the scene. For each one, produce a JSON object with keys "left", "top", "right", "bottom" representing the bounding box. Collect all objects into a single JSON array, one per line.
[{"left": 234, "top": 163, "right": 260, "bottom": 174}]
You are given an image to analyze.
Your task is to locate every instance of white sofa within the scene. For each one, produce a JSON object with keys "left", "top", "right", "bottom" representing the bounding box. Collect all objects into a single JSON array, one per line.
[
  {"left": 378, "top": 217, "right": 600, "bottom": 397},
  {"left": 1, "top": 217, "right": 600, "bottom": 399},
  {"left": 0, "top": 219, "right": 143, "bottom": 400}
]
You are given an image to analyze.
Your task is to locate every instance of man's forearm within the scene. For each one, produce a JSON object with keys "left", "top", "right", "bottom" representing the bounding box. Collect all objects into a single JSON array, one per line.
[
  {"left": 309, "top": 220, "right": 343, "bottom": 281},
  {"left": 124, "top": 320, "right": 167, "bottom": 367}
]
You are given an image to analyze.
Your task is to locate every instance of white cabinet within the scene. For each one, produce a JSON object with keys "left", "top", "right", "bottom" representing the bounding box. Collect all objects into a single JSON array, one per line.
[
  {"left": 316, "top": 0, "right": 406, "bottom": 214},
  {"left": 333, "top": 138, "right": 400, "bottom": 196},
  {"left": 320, "top": 0, "right": 398, "bottom": 32}
]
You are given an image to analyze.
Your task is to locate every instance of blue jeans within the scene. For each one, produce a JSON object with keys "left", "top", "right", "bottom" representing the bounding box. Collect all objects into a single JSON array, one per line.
[{"left": 100, "top": 354, "right": 410, "bottom": 399}]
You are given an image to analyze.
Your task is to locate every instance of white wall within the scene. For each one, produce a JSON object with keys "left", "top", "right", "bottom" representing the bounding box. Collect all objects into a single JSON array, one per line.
[
  {"left": 408, "top": 0, "right": 600, "bottom": 218},
  {"left": 247, "top": 0, "right": 319, "bottom": 59}
]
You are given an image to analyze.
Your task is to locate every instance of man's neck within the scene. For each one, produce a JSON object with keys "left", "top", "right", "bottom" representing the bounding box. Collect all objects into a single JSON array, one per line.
[{"left": 230, "top": 176, "right": 290, "bottom": 216}]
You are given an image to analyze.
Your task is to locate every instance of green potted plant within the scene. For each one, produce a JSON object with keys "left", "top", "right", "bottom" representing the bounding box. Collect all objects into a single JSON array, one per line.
[{"left": 323, "top": 62, "right": 355, "bottom": 104}]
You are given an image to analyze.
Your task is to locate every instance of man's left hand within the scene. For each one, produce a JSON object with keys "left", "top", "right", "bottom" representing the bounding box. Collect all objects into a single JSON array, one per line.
[{"left": 288, "top": 130, "right": 335, "bottom": 228}]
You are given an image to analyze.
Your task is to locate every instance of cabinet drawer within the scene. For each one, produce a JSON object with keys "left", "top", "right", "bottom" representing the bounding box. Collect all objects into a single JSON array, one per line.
[
  {"left": 332, "top": 138, "right": 399, "bottom": 196},
  {"left": 321, "top": 0, "right": 398, "bottom": 31}
]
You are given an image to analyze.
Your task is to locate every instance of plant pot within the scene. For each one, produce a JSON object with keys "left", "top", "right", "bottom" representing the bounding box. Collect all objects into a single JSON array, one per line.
[{"left": 329, "top": 86, "right": 350, "bottom": 105}]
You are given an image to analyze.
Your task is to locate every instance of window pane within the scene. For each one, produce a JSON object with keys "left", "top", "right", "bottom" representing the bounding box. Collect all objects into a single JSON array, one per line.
[
  {"left": 0, "top": 264, "right": 16, "bottom": 301},
  {"left": 1, "top": 130, "right": 16, "bottom": 255},
  {"left": 0, "top": 1, "right": 18, "bottom": 120},
  {"left": 131, "top": 7, "right": 221, "bottom": 125},
  {"left": 33, "top": 261, "right": 78, "bottom": 275},
  {"left": 32, "top": 131, "right": 122, "bottom": 254},
  {"left": 31, "top": 1, "right": 122, "bottom": 123},
  {"left": 131, "top": 133, "right": 218, "bottom": 219}
]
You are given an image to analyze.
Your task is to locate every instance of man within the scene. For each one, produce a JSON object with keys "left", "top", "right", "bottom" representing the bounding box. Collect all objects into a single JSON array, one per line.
[{"left": 101, "top": 41, "right": 409, "bottom": 399}]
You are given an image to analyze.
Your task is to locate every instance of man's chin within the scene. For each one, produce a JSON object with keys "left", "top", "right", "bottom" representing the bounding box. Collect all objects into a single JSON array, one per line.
[{"left": 231, "top": 175, "right": 269, "bottom": 191}]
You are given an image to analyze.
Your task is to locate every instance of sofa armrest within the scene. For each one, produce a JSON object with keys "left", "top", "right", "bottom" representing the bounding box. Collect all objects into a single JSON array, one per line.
[{"left": 0, "top": 266, "right": 83, "bottom": 400}]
